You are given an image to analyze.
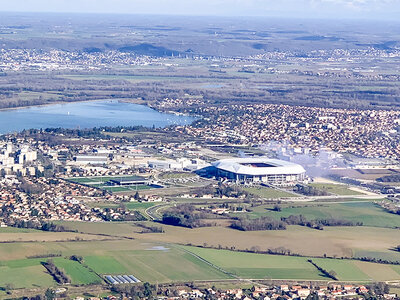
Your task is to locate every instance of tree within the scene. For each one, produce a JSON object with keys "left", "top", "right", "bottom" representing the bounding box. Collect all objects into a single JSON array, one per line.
[
  {"left": 134, "top": 191, "right": 140, "bottom": 200},
  {"left": 143, "top": 282, "right": 154, "bottom": 298},
  {"left": 45, "top": 288, "right": 55, "bottom": 300},
  {"left": 4, "top": 283, "right": 14, "bottom": 294}
]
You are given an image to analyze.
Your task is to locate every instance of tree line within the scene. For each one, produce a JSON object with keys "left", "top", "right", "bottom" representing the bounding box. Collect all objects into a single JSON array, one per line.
[{"left": 230, "top": 214, "right": 362, "bottom": 231}]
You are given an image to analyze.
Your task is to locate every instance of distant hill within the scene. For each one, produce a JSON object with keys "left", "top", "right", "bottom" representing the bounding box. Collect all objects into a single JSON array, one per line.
[{"left": 118, "top": 43, "right": 180, "bottom": 57}]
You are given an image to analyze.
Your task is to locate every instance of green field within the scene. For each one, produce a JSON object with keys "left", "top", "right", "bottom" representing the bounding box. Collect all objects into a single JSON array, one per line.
[
  {"left": 84, "top": 255, "right": 129, "bottom": 274},
  {"left": 0, "top": 262, "right": 54, "bottom": 290},
  {"left": 159, "top": 172, "right": 195, "bottom": 179},
  {"left": 83, "top": 247, "right": 231, "bottom": 283},
  {"left": 61, "top": 220, "right": 400, "bottom": 261},
  {"left": 311, "top": 258, "right": 369, "bottom": 281},
  {"left": 183, "top": 246, "right": 400, "bottom": 282},
  {"left": 243, "top": 187, "right": 296, "bottom": 199},
  {"left": 52, "top": 257, "right": 102, "bottom": 285},
  {"left": 2, "top": 227, "right": 400, "bottom": 293},
  {"left": 183, "top": 246, "right": 326, "bottom": 280},
  {"left": 125, "top": 202, "right": 157, "bottom": 210},
  {"left": 0, "top": 239, "right": 232, "bottom": 290},
  {"left": 0, "top": 257, "right": 102, "bottom": 289},
  {"left": 102, "top": 185, "right": 153, "bottom": 192},
  {"left": 245, "top": 201, "right": 400, "bottom": 228},
  {"left": 309, "top": 183, "right": 364, "bottom": 196}
]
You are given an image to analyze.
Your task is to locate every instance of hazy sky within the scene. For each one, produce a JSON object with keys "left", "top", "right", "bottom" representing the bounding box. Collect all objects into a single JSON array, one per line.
[{"left": 1, "top": 0, "right": 400, "bottom": 20}]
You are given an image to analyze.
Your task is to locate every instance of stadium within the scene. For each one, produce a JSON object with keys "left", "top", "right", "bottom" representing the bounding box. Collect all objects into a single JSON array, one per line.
[{"left": 211, "top": 157, "right": 306, "bottom": 185}]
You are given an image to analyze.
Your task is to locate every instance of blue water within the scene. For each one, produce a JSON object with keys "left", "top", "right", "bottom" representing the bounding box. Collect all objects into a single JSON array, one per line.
[{"left": 0, "top": 100, "right": 195, "bottom": 134}]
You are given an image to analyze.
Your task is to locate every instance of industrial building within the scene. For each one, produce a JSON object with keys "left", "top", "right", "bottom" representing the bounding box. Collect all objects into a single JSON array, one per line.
[
  {"left": 74, "top": 155, "right": 108, "bottom": 165},
  {"left": 108, "top": 176, "right": 148, "bottom": 186},
  {"left": 212, "top": 157, "right": 306, "bottom": 185}
]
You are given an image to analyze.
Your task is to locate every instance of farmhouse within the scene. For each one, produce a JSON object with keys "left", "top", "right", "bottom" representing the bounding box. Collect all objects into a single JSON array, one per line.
[{"left": 211, "top": 157, "right": 306, "bottom": 185}]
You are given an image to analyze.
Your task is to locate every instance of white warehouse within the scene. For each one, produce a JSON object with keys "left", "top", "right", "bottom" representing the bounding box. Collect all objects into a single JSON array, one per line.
[{"left": 212, "top": 157, "right": 306, "bottom": 185}]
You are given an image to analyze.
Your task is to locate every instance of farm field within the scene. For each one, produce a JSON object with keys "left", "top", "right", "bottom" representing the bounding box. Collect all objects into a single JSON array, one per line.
[
  {"left": 243, "top": 187, "right": 296, "bottom": 199},
  {"left": 52, "top": 257, "right": 102, "bottom": 285},
  {"left": 309, "top": 183, "right": 365, "bottom": 196},
  {"left": 0, "top": 258, "right": 55, "bottom": 290},
  {"left": 183, "top": 246, "right": 400, "bottom": 282},
  {"left": 183, "top": 246, "right": 326, "bottom": 280},
  {"left": 246, "top": 201, "right": 400, "bottom": 228},
  {"left": 0, "top": 256, "right": 101, "bottom": 291},
  {"left": 0, "top": 227, "right": 118, "bottom": 244},
  {"left": 60, "top": 74, "right": 192, "bottom": 82},
  {"left": 129, "top": 223, "right": 400, "bottom": 259},
  {"left": 85, "top": 249, "right": 231, "bottom": 283},
  {"left": 0, "top": 239, "right": 231, "bottom": 291},
  {"left": 2, "top": 224, "right": 400, "bottom": 293}
]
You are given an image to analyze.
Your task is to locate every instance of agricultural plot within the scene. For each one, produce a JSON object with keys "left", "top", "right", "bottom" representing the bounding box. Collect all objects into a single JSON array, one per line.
[
  {"left": 0, "top": 256, "right": 102, "bottom": 290},
  {"left": 184, "top": 246, "right": 400, "bottom": 282},
  {"left": 0, "top": 239, "right": 231, "bottom": 289},
  {"left": 0, "top": 261, "right": 55, "bottom": 290},
  {"left": 85, "top": 256, "right": 129, "bottom": 274},
  {"left": 247, "top": 201, "right": 400, "bottom": 228},
  {"left": 133, "top": 223, "right": 400, "bottom": 260},
  {"left": 183, "top": 246, "right": 326, "bottom": 280},
  {"left": 309, "top": 183, "right": 365, "bottom": 196},
  {"left": 52, "top": 257, "right": 102, "bottom": 285},
  {"left": 84, "top": 247, "right": 231, "bottom": 283},
  {"left": 243, "top": 187, "right": 296, "bottom": 199},
  {"left": 60, "top": 74, "right": 187, "bottom": 82},
  {"left": 311, "top": 258, "right": 369, "bottom": 281}
]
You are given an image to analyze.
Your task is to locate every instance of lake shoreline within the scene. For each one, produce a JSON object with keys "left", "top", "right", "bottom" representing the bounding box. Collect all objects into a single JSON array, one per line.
[
  {"left": 0, "top": 99, "right": 195, "bottom": 134},
  {"left": 0, "top": 97, "right": 147, "bottom": 112}
]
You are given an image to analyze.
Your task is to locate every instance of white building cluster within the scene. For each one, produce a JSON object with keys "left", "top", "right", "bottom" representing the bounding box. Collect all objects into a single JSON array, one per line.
[{"left": 0, "top": 142, "right": 42, "bottom": 176}]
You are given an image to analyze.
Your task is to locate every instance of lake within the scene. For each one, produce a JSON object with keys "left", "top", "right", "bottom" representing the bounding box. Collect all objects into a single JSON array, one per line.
[{"left": 0, "top": 100, "right": 195, "bottom": 134}]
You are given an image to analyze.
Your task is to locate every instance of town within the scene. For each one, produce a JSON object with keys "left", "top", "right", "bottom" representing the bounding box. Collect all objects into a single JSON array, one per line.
[{"left": 2, "top": 9, "right": 400, "bottom": 300}]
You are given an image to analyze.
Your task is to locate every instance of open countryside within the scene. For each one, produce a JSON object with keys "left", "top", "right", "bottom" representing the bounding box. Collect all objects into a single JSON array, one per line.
[{"left": 1, "top": 5, "right": 400, "bottom": 300}]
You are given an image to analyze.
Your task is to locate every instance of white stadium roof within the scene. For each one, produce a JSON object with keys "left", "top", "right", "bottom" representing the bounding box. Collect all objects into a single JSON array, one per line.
[{"left": 212, "top": 157, "right": 306, "bottom": 176}]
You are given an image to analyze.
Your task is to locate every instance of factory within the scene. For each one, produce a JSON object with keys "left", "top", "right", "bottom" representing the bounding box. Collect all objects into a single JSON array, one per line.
[{"left": 211, "top": 157, "right": 306, "bottom": 185}]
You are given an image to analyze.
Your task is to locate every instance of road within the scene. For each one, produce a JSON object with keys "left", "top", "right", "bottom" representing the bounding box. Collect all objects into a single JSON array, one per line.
[
  {"left": 279, "top": 194, "right": 386, "bottom": 202},
  {"left": 144, "top": 202, "right": 173, "bottom": 220}
]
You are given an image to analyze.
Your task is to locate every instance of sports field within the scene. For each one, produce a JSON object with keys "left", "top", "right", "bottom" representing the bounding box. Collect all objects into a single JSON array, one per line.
[{"left": 66, "top": 175, "right": 156, "bottom": 193}]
